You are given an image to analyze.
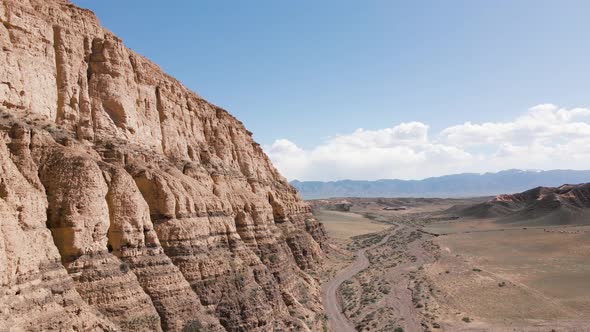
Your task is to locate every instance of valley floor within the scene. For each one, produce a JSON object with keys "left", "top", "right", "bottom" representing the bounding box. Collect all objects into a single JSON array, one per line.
[{"left": 316, "top": 200, "right": 590, "bottom": 332}]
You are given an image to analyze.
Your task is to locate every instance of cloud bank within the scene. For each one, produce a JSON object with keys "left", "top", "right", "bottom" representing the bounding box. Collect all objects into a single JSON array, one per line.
[{"left": 264, "top": 104, "right": 590, "bottom": 181}]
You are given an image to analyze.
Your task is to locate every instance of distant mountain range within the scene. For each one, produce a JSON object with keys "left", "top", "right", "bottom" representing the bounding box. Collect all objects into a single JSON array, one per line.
[{"left": 291, "top": 169, "right": 590, "bottom": 199}]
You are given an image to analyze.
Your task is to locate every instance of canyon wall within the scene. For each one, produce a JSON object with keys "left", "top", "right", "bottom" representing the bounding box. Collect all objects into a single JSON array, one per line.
[{"left": 0, "top": 0, "right": 326, "bottom": 331}]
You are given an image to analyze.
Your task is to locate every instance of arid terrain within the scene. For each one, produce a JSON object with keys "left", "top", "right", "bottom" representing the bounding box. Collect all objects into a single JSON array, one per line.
[
  {"left": 1, "top": 0, "right": 589, "bottom": 331},
  {"left": 316, "top": 193, "right": 590, "bottom": 331},
  {"left": 315, "top": 209, "right": 390, "bottom": 244},
  {"left": 0, "top": 1, "right": 325, "bottom": 331}
]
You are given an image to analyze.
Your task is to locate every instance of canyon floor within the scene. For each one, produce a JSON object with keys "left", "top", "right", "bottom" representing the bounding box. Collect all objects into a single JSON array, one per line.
[{"left": 316, "top": 198, "right": 590, "bottom": 332}]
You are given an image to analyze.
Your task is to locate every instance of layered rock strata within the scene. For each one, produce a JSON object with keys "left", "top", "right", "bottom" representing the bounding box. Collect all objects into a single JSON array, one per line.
[
  {"left": 456, "top": 183, "right": 590, "bottom": 224},
  {"left": 0, "top": 0, "right": 326, "bottom": 331}
]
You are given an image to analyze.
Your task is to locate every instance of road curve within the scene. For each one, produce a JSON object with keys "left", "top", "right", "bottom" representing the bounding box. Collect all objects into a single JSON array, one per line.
[{"left": 322, "top": 227, "right": 398, "bottom": 332}]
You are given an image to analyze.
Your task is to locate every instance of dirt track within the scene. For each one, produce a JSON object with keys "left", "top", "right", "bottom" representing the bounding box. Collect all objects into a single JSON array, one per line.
[
  {"left": 322, "top": 221, "right": 438, "bottom": 331},
  {"left": 321, "top": 226, "right": 399, "bottom": 331},
  {"left": 318, "top": 200, "right": 590, "bottom": 331}
]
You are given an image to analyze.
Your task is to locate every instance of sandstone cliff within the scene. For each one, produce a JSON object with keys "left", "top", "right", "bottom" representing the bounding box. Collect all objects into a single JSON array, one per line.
[{"left": 0, "top": 0, "right": 326, "bottom": 331}]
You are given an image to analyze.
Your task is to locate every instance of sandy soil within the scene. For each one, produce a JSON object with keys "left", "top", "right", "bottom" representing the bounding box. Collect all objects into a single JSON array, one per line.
[
  {"left": 426, "top": 225, "right": 590, "bottom": 331},
  {"left": 316, "top": 209, "right": 390, "bottom": 241},
  {"left": 318, "top": 198, "right": 590, "bottom": 332}
]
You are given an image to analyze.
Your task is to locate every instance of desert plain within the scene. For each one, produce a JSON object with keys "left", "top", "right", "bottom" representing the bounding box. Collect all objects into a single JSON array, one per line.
[{"left": 316, "top": 197, "right": 590, "bottom": 331}]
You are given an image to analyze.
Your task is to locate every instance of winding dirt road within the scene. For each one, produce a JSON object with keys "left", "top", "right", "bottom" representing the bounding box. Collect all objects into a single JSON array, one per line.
[{"left": 321, "top": 226, "right": 400, "bottom": 331}]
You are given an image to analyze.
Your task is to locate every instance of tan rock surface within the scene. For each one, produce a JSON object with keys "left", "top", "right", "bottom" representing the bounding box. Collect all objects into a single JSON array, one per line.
[{"left": 0, "top": 0, "right": 326, "bottom": 331}]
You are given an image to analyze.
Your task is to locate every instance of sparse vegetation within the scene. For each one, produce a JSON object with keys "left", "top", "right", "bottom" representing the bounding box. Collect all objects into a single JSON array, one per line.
[
  {"left": 349, "top": 232, "right": 387, "bottom": 251},
  {"left": 119, "top": 262, "right": 130, "bottom": 273},
  {"left": 321, "top": 313, "right": 328, "bottom": 332},
  {"left": 182, "top": 320, "right": 205, "bottom": 332},
  {"left": 322, "top": 197, "right": 590, "bottom": 331}
]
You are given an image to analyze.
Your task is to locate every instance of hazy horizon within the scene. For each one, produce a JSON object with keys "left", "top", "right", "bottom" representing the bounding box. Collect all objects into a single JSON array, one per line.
[{"left": 289, "top": 168, "right": 590, "bottom": 183}]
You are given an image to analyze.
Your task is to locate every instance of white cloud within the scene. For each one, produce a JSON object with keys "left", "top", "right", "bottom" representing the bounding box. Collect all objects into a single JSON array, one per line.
[
  {"left": 441, "top": 104, "right": 590, "bottom": 147},
  {"left": 264, "top": 104, "right": 590, "bottom": 181},
  {"left": 266, "top": 139, "right": 309, "bottom": 178}
]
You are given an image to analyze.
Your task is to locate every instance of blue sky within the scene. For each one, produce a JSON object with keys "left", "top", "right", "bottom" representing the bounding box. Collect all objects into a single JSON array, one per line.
[{"left": 72, "top": 1, "right": 590, "bottom": 180}]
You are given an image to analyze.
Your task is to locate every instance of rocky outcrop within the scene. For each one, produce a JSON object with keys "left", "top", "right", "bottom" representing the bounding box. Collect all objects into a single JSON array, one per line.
[
  {"left": 453, "top": 183, "right": 590, "bottom": 225},
  {"left": 0, "top": 0, "right": 326, "bottom": 331}
]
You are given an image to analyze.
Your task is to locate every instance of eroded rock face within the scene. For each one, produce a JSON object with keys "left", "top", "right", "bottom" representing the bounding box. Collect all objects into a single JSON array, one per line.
[
  {"left": 0, "top": 0, "right": 326, "bottom": 331},
  {"left": 461, "top": 183, "right": 590, "bottom": 224}
]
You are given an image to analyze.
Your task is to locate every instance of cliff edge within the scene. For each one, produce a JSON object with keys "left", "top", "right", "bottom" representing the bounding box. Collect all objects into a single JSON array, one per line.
[{"left": 0, "top": 0, "right": 326, "bottom": 331}]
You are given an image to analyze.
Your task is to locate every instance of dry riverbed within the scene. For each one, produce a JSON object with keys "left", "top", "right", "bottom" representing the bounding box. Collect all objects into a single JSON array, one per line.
[
  {"left": 317, "top": 208, "right": 438, "bottom": 331},
  {"left": 317, "top": 202, "right": 590, "bottom": 332}
]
